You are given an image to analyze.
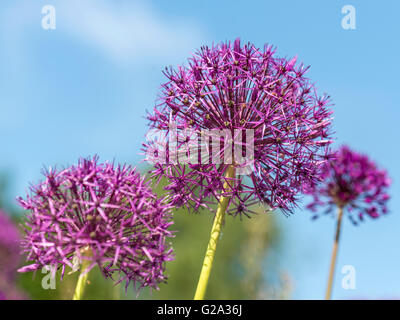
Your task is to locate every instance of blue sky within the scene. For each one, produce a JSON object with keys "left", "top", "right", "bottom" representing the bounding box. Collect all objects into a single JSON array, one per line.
[{"left": 0, "top": 0, "right": 399, "bottom": 299}]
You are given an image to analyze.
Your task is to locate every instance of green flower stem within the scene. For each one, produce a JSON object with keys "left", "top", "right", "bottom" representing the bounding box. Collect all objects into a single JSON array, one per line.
[
  {"left": 325, "top": 205, "right": 344, "bottom": 300},
  {"left": 194, "top": 165, "right": 235, "bottom": 300},
  {"left": 73, "top": 249, "right": 92, "bottom": 300}
]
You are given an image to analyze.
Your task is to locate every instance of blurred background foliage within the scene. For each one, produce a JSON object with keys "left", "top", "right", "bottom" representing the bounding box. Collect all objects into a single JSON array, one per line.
[{"left": 0, "top": 170, "right": 290, "bottom": 300}]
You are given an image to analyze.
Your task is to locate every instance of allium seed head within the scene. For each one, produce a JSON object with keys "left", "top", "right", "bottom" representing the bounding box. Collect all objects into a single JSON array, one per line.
[
  {"left": 18, "top": 156, "right": 174, "bottom": 291},
  {"left": 305, "top": 146, "right": 391, "bottom": 224},
  {"left": 144, "top": 38, "right": 334, "bottom": 216}
]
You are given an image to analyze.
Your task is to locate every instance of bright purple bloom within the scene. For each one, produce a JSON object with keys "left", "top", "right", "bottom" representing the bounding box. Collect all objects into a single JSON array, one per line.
[
  {"left": 0, "top": 209, "right": 20, "bottom": 279},
  {"left": 0, "top": 210, "right": 25, "bottom": 300},
  {"left": 305, "top": 146, "right": 391, "bottom": 224},
  {"left": 144, "top": 38, "right": 333, "bottom": 216},
  {"left": 18, "top": 156, "right": 174, "bottom": 291}
]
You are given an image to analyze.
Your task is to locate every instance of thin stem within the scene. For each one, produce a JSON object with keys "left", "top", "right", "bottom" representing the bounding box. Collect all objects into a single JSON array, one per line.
[
  {"left": 113, "top": 284, "right": 121, "bottom": 300},
  {"left": 194, "top": 165, "right": 235, "bottom": 300},
  {"left": 325, "top": 206, "right": 344, "bottom": 300},
  {"left": 72, "top": 249, "right": 92, "bottom": 300}
]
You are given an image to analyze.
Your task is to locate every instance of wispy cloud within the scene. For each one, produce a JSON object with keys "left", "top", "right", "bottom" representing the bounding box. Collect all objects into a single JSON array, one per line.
[
  {"left": 1, "top": 0, "right": 205, "bottom": 66},
  {"left": 0, "top": 0, "right": 205, "bottom": 130},
  {"left": 59, "top": 0, "right": 204, "bottom": 65}
]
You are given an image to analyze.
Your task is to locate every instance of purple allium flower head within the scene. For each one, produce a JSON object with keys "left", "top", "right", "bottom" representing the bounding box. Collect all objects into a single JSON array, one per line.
[
  {"left": 305, "top": 145, "right": 391, "bottom": 224},
  {"left": 144, "top": 38, "right": 333, "bottom": 216},
  {"left": 18, "top": 156, "right": 174, "bottom": 291},
  {"left": 0, "top": 209, "right": 20, "bottom": 279}
]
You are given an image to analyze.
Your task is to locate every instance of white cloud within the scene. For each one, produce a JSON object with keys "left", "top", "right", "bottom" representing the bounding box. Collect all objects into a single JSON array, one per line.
[
  {"left": 58, "top": 0, "right": 204, "bottom": 65},
  {"left": 1, "top": 0, "right": 205, "bottom": 67},
  {"left": 0, "top": 0, "right": 205, "bottom": 130}
]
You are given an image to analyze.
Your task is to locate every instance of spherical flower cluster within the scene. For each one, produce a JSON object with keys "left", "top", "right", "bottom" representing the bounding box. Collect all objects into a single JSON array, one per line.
[
  {"left": 18, "top": 156, "right": 174, "bottom": 291},
  {"left": 144, "top": 38, "right": 333, "bottom": 216},
  {"left": 305, "top": 145, "right": 390, "bottom": 224},
  {"left": 0, "top": 209, "right": 20, "bottom": 279}
]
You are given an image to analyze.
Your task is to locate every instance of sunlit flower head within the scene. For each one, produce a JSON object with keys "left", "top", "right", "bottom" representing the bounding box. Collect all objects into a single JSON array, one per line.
[
  {"left": 305, "top": 145, "right": 391, "bottom": 224},
  {"left": 0, "top": 209, "right": 20, "bottom": 279},
  {"left": 18, "top": 156, "right": 174, "bottom": 291},
  {"left": 144, "top": 38, "right": 333, "bottom": 216}
]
